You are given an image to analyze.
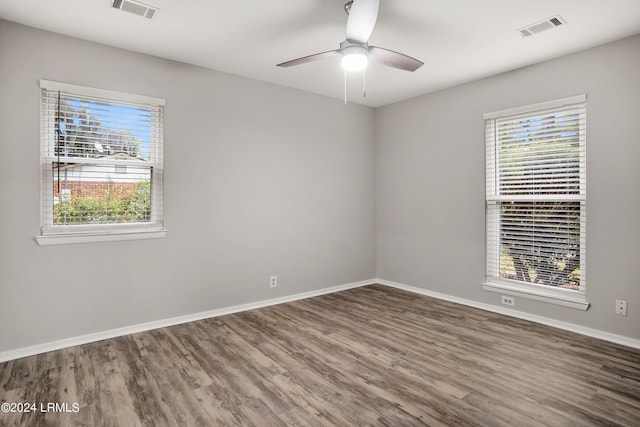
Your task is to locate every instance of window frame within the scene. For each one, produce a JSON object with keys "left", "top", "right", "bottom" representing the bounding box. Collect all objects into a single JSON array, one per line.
[
  {"left": 36, "top": 80, "right": 166, "bottom": 246},
  {"left": 482, "top": 94, "right": 588, "bottom": 310}
]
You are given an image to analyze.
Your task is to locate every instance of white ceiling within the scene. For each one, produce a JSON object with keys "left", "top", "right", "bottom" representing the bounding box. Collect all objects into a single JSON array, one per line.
[{"left": 1, "top": 0, "right": 639, "bottom": 107}]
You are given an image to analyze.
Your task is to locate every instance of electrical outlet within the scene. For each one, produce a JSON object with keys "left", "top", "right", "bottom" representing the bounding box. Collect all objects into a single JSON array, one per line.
[
  {"left": 501, "top": 295, "right": 515, "bottom": 306},
  {"left": 270, "top": 275, "right": 277, "bottom": 288},
  {"left": 615, "top": 300, "right": 628, "bottom": 316}
]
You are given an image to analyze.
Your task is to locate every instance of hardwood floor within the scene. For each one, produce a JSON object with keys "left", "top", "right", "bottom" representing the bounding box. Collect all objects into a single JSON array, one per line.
[{"left": 1, "top": 284, "right": 639, "bottom": 426}]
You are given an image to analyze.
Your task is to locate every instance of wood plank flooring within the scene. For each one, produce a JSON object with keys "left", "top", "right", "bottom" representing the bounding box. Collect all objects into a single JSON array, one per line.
[{"left": 1, "top": 284, "right": 639, "bottom": 426}]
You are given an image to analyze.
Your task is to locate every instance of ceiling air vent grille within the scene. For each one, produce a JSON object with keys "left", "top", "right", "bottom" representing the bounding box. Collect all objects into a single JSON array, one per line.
[
  {"left": 519, "top": 15, "right": 565, "bottom": 38},
  {"left": 112, "top": 0, "right": 158, "bottom": 19}
]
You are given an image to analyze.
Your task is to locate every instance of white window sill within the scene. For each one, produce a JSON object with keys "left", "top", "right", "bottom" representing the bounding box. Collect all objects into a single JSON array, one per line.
[
  {"left": 36, "top": 229, "right": 167, "bottom": 246},
  {"left": 483, "top": 280, "right": 590, "bottom": 311}
]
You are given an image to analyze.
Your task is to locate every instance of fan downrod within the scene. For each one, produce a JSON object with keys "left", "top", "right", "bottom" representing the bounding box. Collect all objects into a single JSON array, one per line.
[{"left": 344, "top": 1, "right": 353, "bottom": 15}]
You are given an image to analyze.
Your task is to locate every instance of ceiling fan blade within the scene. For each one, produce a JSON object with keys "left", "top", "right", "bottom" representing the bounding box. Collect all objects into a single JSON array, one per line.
[
  {"left": 346, "top": 0, "right": 380, "bottom": 43},
  {"left": 368, "top": 46, "right": 424, "bottom": 72},
  {"left": 277, "top": 50, "right": 340, "bottom": 68}
]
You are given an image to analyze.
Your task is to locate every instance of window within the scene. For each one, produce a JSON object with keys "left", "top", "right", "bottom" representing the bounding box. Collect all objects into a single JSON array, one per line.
[
  {"left": 37, "top": 80, "right": 165, "bottom": 245},
  {"left": 483, "top": 95, "right": 587, "bottom": 310}
]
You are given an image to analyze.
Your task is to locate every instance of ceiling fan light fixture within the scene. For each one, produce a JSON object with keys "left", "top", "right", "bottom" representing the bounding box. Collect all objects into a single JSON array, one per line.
[
  {"left": 341, "top": 45, "right": 368, "bottom": 71},
  {"left": 342, "top": 53, "right": 368, "bottom": 71}
]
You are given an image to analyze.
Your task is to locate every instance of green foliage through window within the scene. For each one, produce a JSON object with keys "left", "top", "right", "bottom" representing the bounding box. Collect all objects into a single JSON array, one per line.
[{"left": 54, "top": 181, "right": 151, "bottom": 225}]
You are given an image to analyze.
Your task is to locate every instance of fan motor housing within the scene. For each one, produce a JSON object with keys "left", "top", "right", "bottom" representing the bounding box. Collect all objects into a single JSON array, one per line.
[
  {"left": 341, "top": 41, "right": 369, "bottom": 71},
  {"left": 341, "top": 40, "right": 369, "bottom": 55}
]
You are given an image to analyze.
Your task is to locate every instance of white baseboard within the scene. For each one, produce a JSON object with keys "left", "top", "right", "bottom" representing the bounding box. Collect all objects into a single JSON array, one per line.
[
  {"left": 0, "top": 279, "right": 375, "bottom": 363},
  {"left": 377, "top": 278, "right": 640, "bottom": 350},
  {"left": 2, "top": 277, "right": 637, "bottom": 362}
]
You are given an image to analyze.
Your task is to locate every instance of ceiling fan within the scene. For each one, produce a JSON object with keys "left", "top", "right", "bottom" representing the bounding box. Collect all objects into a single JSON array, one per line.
[{"left": 277, "top": 0, "right": 423, "bottom": 73}]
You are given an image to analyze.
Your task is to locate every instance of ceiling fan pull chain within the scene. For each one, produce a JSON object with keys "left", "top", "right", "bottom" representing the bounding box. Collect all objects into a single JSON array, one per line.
[
  {"left": 344, "top": 69, "right": 347, "bottom": 104},
  {"left": 363, "top": 68, "right": 367, "bottom": 98}
]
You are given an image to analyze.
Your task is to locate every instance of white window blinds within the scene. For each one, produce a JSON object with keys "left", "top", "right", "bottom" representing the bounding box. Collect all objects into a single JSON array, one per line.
[
  {"left": 39, "top": 80, "right": 165, "bottom": 237},
  {"left": 485, "top": 95, "right": 586, "bottom": 293}
]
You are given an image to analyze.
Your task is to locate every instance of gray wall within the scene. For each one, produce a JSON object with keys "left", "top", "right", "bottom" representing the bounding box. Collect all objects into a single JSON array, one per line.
[
  {"left": 0, "top": 20, "right": 376, "bottom": 353},
  {"left": 376, "top": 34, "right": 640, "bottom": 339}
]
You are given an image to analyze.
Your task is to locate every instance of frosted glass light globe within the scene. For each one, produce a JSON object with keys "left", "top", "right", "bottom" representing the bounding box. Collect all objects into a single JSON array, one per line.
[{"left": 342, "top": 52, "right": 368, "bottom": 71}]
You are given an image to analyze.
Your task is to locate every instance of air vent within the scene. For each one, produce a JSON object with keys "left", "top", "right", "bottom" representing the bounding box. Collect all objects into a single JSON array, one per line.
[
  {"left": 112, "top": 0, "right": 158, "bottom": 19},
  {"left": 519, "top": 15, "right": 565, "bottom": 38}
]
